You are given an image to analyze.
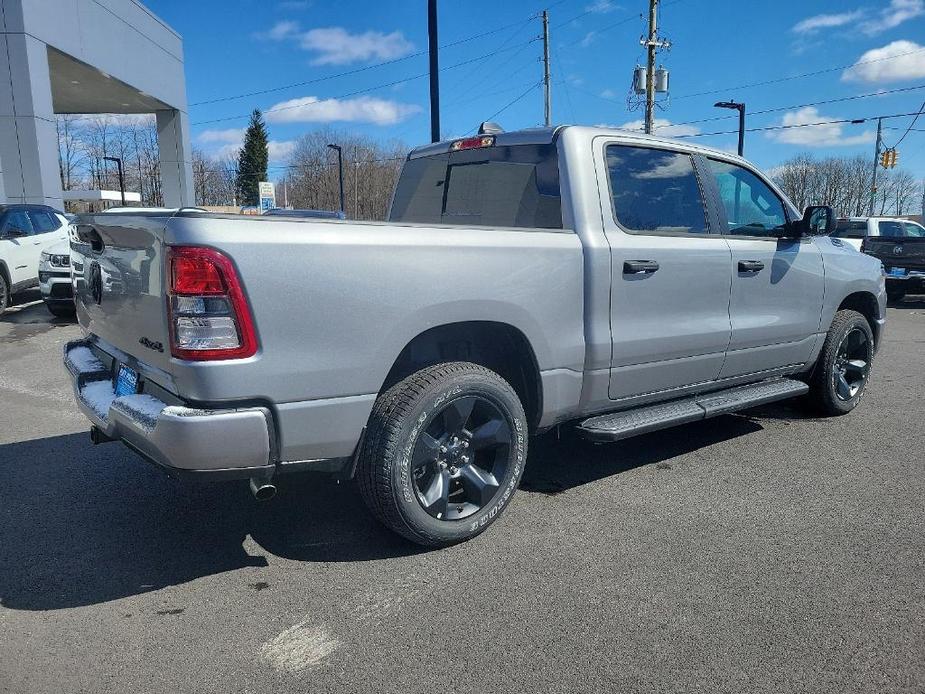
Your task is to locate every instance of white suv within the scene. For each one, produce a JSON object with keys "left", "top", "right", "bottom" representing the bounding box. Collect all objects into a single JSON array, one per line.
[{"left": 0, "top": 204, "right": 69, "bottom": 314}]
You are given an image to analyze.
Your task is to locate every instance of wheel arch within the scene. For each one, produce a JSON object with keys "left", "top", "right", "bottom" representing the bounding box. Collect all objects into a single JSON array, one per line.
[
  {"left": 837, "top": 291, "right": 881, "bottom": 347},
  {"left": 379, "top": 321, "right": 543, "bottom": 431}
]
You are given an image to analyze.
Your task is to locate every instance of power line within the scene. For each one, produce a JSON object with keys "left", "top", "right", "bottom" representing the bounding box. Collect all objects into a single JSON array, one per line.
[
  {"left": 465, "top": 81, "right": 543, "bottom": 134},
  {"left": 192, "top": 40, "right": 540, "bottom": 126},
  {"left": 671, "top": 109, "right": 925, "bottom": 139},
  {"left": 883, "top": 101, "right": 925, "bottom": 147},
  {"left": 673, "top": 46, "right": 925, "bottom": 100},
  {"left": 191, "top": 0, "right": 574, "bottom": 108},
  {"left": 662, "top": 84, "right": 925, "bottom": 130}
]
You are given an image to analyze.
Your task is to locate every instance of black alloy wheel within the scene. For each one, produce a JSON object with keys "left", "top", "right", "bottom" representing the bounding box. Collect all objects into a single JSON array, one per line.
[
  {"left": 832, "top": 327, "right": 871, "bottom": 402},
  {"left": 411, "top": 395, "right": 513, "bottom": 521}
]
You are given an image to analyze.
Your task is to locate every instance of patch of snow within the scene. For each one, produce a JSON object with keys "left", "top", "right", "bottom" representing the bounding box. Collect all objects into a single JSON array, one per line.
[
  {"left": 112, "top": 394, "right": 165, "bottom": 431},
  {"left": 80, "top": 380, "right": 116, "bottom": 421},
  {"left": 67, "top": 346, "right": 105, "bottom": 374}
]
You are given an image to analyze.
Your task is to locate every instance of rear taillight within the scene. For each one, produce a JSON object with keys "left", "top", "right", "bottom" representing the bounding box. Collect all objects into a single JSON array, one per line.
[{"left": 167, "top": 246, "right": 257, "bottom": 360}]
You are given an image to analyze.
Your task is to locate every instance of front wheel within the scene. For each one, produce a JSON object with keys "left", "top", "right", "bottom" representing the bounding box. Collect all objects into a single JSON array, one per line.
[
  {"left": 357, "top": 362, "right": 528, "bottom": 547},
  {"left": 808, "top": 309, "right": 874, "bottom": 416}
]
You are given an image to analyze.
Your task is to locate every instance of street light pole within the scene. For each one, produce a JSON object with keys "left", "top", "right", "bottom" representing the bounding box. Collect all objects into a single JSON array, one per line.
[
  {"left": 103, "top": 156, "right": 125, "bottom": 205},
  {"left": 327, "top": 143, "right": 345, "bottom": 215},
  {"left": 714, "top": 101, "right": 745, "bottom": 156}
]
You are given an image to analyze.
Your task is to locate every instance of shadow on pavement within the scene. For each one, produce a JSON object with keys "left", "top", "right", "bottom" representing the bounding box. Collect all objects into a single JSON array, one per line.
[
  {"left": 888, "top": 294, "right": 925, "bottom": 310},
  {"left": 0, "top": 290, "right": 76, "bottom": 344},
  {"left": 0, "top": 408, "right": 779, "bottom": 611}
]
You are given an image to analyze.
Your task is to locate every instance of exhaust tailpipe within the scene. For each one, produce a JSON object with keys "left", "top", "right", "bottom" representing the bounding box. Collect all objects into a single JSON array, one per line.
[{"left": 249, "top": 477, "right": 277, "bottom": 501}]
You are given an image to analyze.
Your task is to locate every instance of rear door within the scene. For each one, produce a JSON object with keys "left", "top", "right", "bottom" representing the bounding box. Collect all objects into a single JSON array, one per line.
[
  {"left": 598, "top": 141, "right": 732, "bottom": 400},
  {"left": 702, "top": 158, "right": 824, "bottom": 378},
  {"left": 0, "top": 209, "right": 36, "bottom": 285}
]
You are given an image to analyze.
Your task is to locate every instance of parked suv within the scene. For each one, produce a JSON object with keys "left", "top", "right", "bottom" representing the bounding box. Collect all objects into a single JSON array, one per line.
[
  {"left": 0, "top": 204, "right": 69, "bottom": 314},
  {"left": 64, "top": 126, "right": 885, "bottom": 546},
  {"left": 39, "top": 240, "right": 75, "bottom": 317}
]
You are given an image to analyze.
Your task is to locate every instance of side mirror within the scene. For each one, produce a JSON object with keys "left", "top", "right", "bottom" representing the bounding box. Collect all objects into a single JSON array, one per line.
[{"left": 800, "top": 205, "right": 836, "bottom": 236}]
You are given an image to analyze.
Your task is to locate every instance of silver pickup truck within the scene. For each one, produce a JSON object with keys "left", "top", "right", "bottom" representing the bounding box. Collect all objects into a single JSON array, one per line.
[{"left": 64, "top": 125, "right": 886, "bottom": 547}]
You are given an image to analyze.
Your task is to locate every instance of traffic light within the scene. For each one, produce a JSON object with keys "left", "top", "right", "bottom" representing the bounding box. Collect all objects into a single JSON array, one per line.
[{"left": 880, "top": 148, "right": 899, "bottom": 169}]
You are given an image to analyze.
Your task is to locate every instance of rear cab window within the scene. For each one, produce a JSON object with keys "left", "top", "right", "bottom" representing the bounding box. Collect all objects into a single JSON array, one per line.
[
  {"left": 389, "top": 143, "right": 563, "bottom": 229},
  {"left": 878, "top": 220, "right": 904, "bottom": 237}
]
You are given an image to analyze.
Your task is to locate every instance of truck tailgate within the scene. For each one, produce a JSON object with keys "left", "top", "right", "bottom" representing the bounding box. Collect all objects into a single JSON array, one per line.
[
  {"left": 72, "top": 214, "right": 173, "bottom": 372},
  {"left": 865, "top": 237, "right": 925, "bottom": 271}
]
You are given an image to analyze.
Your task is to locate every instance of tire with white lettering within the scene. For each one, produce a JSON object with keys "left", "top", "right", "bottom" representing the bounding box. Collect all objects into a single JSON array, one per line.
[{"left": 357, "top": 362, "right": 527, "bottom": 547}]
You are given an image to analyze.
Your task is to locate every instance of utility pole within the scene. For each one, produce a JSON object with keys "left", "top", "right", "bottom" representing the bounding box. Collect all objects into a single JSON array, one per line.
[
  {"left": 869, "top": 117, "right": 883, "bottom": 216},
  {"left": 542, "top": 10, "right": 551, "bottom": 127},
  {"left": 427, "top": 0, "right": 440, "bottom": 142},
  {"left": 354, "top": 144, "right": 359, "bottom": 219},
  {"left": 644, "top": 0, "right": 659, "bottom": 134}
]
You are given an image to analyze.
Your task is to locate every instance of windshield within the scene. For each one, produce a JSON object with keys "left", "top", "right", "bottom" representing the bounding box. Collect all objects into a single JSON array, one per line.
[{"left": 389, "top": 143, "right": 562, "bottom": 229}]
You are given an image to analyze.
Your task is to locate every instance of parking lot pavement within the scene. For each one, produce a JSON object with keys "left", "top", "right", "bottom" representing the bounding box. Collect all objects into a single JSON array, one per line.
[{"left": 0, "top": 294, "right": 923, "bottom": 694}]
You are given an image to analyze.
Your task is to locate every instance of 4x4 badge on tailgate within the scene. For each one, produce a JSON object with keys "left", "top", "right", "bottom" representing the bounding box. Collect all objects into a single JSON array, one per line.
[
  {"left": 89, "top": 261, "right": 103, "bottom": 305},
  {"left": 139, "top": 337, "right": 164, "bottom": 353}
]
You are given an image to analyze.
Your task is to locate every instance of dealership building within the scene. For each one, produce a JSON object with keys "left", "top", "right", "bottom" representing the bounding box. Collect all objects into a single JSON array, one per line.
[{"left": 0, "top": 0, "right": 193, "bottom": 208}]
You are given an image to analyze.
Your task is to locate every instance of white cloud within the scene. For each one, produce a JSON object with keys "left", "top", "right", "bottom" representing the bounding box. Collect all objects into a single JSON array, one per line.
[
  {"left": 766, "top": 107, "right": 874, "bottom": 146},
  {"left": 792, "top": 10, "right": 863, "bottom": 34},
  {"left": 197, "top": 128, "right": 246, "bottom": 144},
  {"left": 585, "top": 0, "right": 617, "bottom": 12},
  {"left": 793, "top": 0, "right": 923, "bottom": 35},
  {"left": 841, "top": 40, "right": 925, "bottom": 83},
  {"left": 268, "top": 140, "right": 296, "bottom": 160},
  {"left": 606, "top": 118, "right": 700, "bottom": 137},
  {"left": 861, "top": 0, "right": 924, "bottom": 34},
  {"left": 580, "top": 31, "right": 597, "bottom": 47},
  {"left": 600, "top": 88, "right": 617, "bottom": 99},
  {"left": 256, "top": 20, "right": 300, "bottom": 41},
  {"left": 264, "top": 95, "right": 421, "bottom": 125},
  {"left": 214, "top": 139, "right": 296, "bottom": 163},
  {"left": 257, "top": 23, "right": 414, "bottom": 65},
  {"left": 299, "top": 27, "right": 414, "bottom": 65}
]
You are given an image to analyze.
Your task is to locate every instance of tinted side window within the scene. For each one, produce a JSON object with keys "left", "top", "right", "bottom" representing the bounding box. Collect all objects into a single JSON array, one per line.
[
  {"left": 29, "top": 210, "right": 60, "bottom": 233},
  {"left": 878, "top": 221, "right": 903, "bottom": 237},
  {"left": 389, "top": 144, "right": 562, "bottom": 229},
  {"left": 707, "top": 159, "right": 787, "bottom": 237},
  {"left": 1, "top": 210, "right": 34, "bottom": 235},
  {"left": 605, "top": 145, "right": 708, "bottom": 234},
  {"left": 902, "top": 222, "right": 925, "bottom": 238}
]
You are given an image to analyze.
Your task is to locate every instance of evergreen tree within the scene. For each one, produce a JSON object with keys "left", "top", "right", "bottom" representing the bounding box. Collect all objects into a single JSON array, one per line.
[{"left": 235, "top": 109, "right": 269, "bottom": 206}]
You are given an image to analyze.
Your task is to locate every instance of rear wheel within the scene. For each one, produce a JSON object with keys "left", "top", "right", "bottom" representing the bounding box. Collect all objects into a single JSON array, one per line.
[
  {"left": 0, "top": 274, "right": 8, "bottom": 315},
  {"left": 357, "top": 362, "right": 527, "bottom": 547},
  {"left": 808, "top": 309, "right": 874, "bottom": 416}
]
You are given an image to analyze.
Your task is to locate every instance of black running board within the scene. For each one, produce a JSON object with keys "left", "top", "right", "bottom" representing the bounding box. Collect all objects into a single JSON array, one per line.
[{"left": 576, "top": 378, "right": 809, "bottom": 442}]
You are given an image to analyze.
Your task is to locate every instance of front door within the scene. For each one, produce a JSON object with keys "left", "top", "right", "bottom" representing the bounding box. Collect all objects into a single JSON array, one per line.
[
  {"left": 701, "top": 158, "right": 825, "bottom": 378},
  {"left": 598, "top": 141, "right": 733, "bottom": 400}
]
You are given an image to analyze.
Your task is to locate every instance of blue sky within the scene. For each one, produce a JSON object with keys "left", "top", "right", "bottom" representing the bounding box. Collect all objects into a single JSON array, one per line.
[{"left": 151, "top": 0, "right": 925, "bottom": 183}]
